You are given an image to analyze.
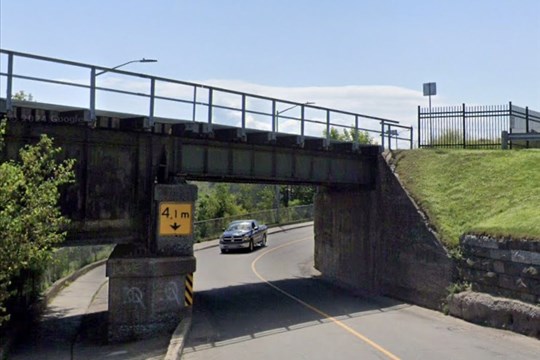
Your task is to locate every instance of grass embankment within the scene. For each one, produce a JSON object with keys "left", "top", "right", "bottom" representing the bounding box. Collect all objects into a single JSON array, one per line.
[{"left": 393, "top": 149, "right": 540, "bottom": 248}]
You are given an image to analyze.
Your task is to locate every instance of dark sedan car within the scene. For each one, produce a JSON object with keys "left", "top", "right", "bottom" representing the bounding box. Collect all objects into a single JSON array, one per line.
[{"left": 219, "top": 219, "right": 268, "bottom": 253}]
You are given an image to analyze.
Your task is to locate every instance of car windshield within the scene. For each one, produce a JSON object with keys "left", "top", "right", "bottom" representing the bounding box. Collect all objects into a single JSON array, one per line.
[{"left": 226, "top": 222, "right": 251, "bottom": 231}]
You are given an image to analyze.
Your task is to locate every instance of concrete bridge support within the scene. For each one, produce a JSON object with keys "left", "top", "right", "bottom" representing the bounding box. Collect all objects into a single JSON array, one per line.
[
  {"left": 106, "top": 184, "right": 197, "bottom": 342},
  {"left": 314, "top": 154, "right": 456, "bottom": 310},
  {"left": 314, "top": 187, "right": 382, "bottom": 294}
]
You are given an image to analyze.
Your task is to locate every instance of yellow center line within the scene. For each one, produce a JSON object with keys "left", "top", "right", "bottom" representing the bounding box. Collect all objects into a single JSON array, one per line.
[{"left": 251, "top": 237, "right": 401, "bottom": 360}]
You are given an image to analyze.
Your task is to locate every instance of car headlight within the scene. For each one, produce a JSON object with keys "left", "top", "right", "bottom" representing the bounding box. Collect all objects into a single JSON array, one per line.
[{"left": 243, "top": 235, "right": 249, "bottom": 241}]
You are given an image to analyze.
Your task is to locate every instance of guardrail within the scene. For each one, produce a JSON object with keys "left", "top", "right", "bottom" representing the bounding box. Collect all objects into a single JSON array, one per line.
[
  {"left": 0, "top": 49, "right": 412, "bottom": 149},
  {"left": 501, "top": 131, "right": 540, "bottom": 149}
]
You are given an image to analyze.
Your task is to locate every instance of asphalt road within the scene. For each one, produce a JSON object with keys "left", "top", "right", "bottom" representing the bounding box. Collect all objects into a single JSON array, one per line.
[{"left": 183, "top": 225, "right": 540, "bottom": 360}]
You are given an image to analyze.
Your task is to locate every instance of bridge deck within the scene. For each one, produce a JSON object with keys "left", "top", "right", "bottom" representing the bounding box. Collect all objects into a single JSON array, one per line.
[{"left": 1, "top": 99, "right": 379, "bottom": 245}]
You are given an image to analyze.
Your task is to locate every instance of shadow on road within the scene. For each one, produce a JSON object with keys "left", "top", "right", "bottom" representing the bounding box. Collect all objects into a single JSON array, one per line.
[{"left": 186, "top": 275, "right": 410, "bottom": 350}]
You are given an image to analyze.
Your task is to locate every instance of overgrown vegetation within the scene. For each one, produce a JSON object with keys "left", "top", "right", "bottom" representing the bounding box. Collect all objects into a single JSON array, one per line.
[
  {"left": 0, "top": 119, "right": 75, "bottom": 326},
  {"left": 394, "top": 149, "right": 540, "bottom": 248}
]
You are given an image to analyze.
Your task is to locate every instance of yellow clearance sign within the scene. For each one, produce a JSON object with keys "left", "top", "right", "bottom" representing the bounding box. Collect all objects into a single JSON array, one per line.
[{"left": 158, "top": 202, "right": 192, "bottom": 236}]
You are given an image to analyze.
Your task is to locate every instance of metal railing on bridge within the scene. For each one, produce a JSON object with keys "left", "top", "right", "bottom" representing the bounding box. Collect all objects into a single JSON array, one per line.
[{"left": 0, "top": 49, "right": 412, "bottom": 149}]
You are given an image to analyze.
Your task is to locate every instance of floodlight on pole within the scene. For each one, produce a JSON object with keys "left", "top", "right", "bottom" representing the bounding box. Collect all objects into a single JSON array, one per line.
[{"left": 96, "top": 58, "right": 158, "bottom": 76}]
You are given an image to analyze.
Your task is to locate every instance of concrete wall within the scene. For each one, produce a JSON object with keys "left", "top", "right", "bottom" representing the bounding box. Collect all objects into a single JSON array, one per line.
[
  {"left": 314, "top": 153, "right": 456, "bottom": 310},
  {"left": 314, "top": 187, "right": 381, "bottom": 293}
]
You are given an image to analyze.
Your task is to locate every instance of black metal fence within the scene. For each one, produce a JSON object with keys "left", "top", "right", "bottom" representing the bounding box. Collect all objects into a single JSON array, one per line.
[{"left": 418, "top": 102, "right": 540, "bottom": 149}]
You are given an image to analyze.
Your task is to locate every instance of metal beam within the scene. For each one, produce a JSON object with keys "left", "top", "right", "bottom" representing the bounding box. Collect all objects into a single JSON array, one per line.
[{"left": 2, "top": 103, "right": 379, "bottom": 245}]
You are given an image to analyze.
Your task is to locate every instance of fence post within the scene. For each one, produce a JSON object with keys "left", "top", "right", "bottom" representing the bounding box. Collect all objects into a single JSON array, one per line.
[
  {"left": 326, "top": 110, "right": 330, "bottom": 146},
  {"left": 417, "top": 105, "right": 421, "bottom": 148},
  {"left": 6, "top": 53, "right": 13, "bottom": 111},
  {"left": 300, "top": 104, "right": 305, "bottom": 138},
  {"left": 526, "top": 106, "right": 530, "bottom": 148},
  {"left": 354, "top": 115, "right": 359, "bottom": 147},
  {"left": 462, "top": 103, "right": 466, "bottom": 149},
  {"left": 380, "top": 121, "right": 385, "bottom": 150},
  {"left": 410, "top": 126, "right": 413, "bottom": 149},
  {"left": 149, "top": 78, "right": 155, "bottom": 128},
  {"left": 272, "top": 100, "right": 276, "bottom": 133},
  {"left": 208, "top": 88, "right": 213, "bottom": 124},
  {"left": 192, "top": 86, "right": 197, "bottom": 121},
  {"left": 508, "top": 101, "right": 513, "bottom": 149},
  {"left": 241, "top": 94, "right": 246, "bottom": 131},
  {"left": 274, "top": 185, "right": 281, "bottom": 224},
  {"left": 387, "top": 126, "right": 392, "bottom": 150},
  {"left": 90, "top": 67, "right": 96, "bottom": 122}
]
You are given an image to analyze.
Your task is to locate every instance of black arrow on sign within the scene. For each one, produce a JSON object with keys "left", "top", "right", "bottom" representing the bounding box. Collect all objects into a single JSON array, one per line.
[{"left": 170, "top": 223, "right": 181, "bottom": 231}]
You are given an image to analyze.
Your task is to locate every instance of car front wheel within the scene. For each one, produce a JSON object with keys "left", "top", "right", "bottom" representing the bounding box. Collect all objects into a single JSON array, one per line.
[
  {"left": 249, "top": 239, "right": 254, "bottom": 252},
  {"left": 262, "top": 234, "right": 267, "bottom": 247}
]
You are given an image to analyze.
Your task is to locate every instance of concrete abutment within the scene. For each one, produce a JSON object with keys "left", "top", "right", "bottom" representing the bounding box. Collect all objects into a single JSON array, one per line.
[{"left": 314, "top": 154, "right": 456, "bottom": 310}]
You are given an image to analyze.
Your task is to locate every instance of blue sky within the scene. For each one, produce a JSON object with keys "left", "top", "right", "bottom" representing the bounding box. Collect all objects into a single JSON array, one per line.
[{"left": 1, "top": 0, "right": 539, "bottom": 133}]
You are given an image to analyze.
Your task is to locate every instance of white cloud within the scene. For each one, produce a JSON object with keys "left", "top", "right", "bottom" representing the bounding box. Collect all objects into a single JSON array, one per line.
[
  {"left": 50, "top": 76, "right": 429, "bottom": 128},
  {"left": 32, "top": 75, "right": 437, "bottom": 146},
  {"left": 201, "top": 80, "right": 427, "bottom": 128}
]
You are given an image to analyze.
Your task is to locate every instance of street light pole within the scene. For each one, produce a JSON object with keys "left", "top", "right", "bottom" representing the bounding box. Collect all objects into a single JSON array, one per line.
[
  {"left": 90, "top": 58, "right": 158, "bottom": 122},
  {"left": 275, "top": 101, "right": 315, "bottom": 133},
  {"left": 96, "top": 58, "right": 158, "bottom": 76},
  {"left": 273, "top": 101, "right": 314, "bottom": 224}
]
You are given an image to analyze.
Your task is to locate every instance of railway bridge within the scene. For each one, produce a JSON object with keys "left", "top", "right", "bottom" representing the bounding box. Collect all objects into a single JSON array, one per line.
[{"left": 0, "top": 50, "right": 456, "bottom": 344}]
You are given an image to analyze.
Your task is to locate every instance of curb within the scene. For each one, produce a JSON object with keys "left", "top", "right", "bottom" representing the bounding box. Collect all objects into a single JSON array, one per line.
[
  {"left": 167, "top": 221, "right": 314, "bottom": 359},
  {"left": 164, "top": 308, "right": 193, "bottom": 360}
]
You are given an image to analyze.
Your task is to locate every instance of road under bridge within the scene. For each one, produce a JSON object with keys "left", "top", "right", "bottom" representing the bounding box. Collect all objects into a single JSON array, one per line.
[{"left": 2, "top": 49, "right": 450, "bottom": 344}]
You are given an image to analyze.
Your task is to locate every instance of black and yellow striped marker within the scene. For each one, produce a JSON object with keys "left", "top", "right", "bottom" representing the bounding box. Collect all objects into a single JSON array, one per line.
[{"left": 184, "top": 273, "right": 194, "bottom": 306}]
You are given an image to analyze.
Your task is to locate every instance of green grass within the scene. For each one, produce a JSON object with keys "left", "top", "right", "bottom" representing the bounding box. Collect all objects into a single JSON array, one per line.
[{"left": 393, "top": 149, "right": 540, "bottom": 248}]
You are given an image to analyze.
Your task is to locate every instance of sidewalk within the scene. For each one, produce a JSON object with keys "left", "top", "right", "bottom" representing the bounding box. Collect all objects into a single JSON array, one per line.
[
  {"left": 8, "top": 265, "right": 111, "bottom": 359},
  {"left": 7, "top": 221, "right": 313, "bottom": 360}
]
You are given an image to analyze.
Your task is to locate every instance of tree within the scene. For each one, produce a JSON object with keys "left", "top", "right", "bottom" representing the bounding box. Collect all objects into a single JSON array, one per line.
[
  {"left": 325, "top": 126, "right": 373, "bottom": 144},
  {"left": 233, "top": 184, "right": 275, "bottom": 211},
  {"left": 195, "top": 183, "right": 244, "bottom": 221},
  {"left": 12, "top": 90, "right": 34, "bottom": 102},
  {"left": 0, "top": 119, "right": 75, "bottom": 325},
  {"left": 287, "top": 185, "right": 316, "bottom": 206}
]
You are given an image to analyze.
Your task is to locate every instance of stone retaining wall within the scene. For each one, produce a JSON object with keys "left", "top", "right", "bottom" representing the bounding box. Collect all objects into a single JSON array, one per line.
[{"left": 460, "top": 235, "right": 540, "bottom": 305}]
